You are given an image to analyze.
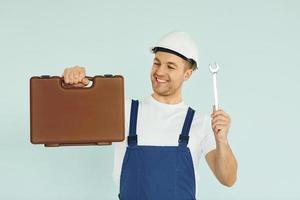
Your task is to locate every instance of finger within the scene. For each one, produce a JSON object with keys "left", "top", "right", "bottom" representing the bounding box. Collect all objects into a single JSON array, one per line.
[
  {"left": 212, "top": 114, "right": 229, "bottom": 120},
  {"left": 211, "top": 117, "right": 228, "bottom": 126},
  {"left": 82, "top": 66, "right": 86, "bottom": 74},
  {"left": 212, "top": 116, "right": 230, "bottom": 124},
  {"left": 75, "top": 67, "right": 83, "bottom": 84},
  {"left": 213, "top": 109, "right": 229, "bottom": 117},
  {"left": 65, "top": 68, "right": 71, "bottom": 84},
  {"left": 73, "top": 70, "right": 79, "bottom": 84},
  {"left": 212, "top": 120, "right": 228, "bottom": 130},
  {"left": 78, "top": 71, "right": 85, "bottom": 81},
  {"left": 212, "top": 120, "right": 229, "bottom": 128},
  {"left": 213, "top": 114, "right": 231, "bottom": 124},
  {"left": 78, "top": 67, "right": 86, "bottom": 82},
  {"left": 212, "top": 123, "right": 228, "bottom": 133},
  {"left": 74, "top": 65, "right": 80, "bottom": 69},
  {"left": 64, "top": 68, "right": 70, "bottom": 83},
  {"left": 69, "top": 70, "right": 74, "bottom": 84},
  {"left": 211, "top": 109, "right": 222, "bottom": 116},
  {"left": 211, "top": 111, "right": 229, "bottom": 119}
]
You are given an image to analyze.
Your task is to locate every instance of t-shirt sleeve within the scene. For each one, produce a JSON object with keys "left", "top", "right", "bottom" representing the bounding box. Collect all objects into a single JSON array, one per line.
[
  {"left": 111, "top": 96, "right": 131, "bottom": 190},
  {"left": 200, "top": 115, "right": 216, "bottom": 157},
  {"left": 112, "top": 141, "right": 127, "bottom": 190}
]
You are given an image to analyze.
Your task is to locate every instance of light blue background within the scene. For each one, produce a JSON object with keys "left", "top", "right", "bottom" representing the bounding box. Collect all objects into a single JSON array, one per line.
[{"left": 1, "top": 0, "right": 299, "bottom": 199}]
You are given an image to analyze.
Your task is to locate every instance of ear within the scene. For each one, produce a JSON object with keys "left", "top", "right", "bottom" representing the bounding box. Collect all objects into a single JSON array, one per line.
[{"left": 184, "top": 68, "right": 193, "bottom": 80}]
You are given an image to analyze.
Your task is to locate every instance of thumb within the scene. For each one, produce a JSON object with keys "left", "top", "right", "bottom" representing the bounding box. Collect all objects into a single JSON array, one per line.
[
  {"left": 212, "top": 105, "right": 216, "bottom": 112},
  {"left": 82, "top": 78, "right": 90, "bottom": 85},
  {"left": 210, "top": 105, "right": 216, "bottom": 118}
]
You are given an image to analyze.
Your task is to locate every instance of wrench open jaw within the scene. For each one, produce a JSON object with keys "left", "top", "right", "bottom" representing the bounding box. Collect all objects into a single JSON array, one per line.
[
  {"left": 209, "top": 63, "right": 220, "bottom": 111},
  {"left": 209, "top": 63, "right": 220, "bottom": 74}
]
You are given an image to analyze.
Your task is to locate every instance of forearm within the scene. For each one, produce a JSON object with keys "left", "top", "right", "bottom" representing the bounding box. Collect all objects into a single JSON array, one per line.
[{"left": 214, "top": 141, "right": 238, "bottom": 187}]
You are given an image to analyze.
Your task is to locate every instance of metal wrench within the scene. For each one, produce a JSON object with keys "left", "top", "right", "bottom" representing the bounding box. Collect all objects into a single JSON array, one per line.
[{"left": 209, "top": 63, "right": 220, "bottom": 111}]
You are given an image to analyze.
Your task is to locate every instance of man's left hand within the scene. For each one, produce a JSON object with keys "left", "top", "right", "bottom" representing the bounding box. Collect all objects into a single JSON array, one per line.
[{"left": 210, "top": 105, "right": 231, "bottom": 144}]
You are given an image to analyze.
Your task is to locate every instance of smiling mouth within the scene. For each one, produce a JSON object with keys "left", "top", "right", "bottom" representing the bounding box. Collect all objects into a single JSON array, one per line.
[
  {"left": 155, "top": 77, "right": 168, "bottom": 83},
  {"left": 157, "top": 78, "right": 167, "bottom": 83}
]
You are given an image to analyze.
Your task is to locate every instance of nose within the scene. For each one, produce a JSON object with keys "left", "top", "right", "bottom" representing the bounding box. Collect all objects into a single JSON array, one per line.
[{"left": 155, "top": 64, "right": 167, "bottom": 76}]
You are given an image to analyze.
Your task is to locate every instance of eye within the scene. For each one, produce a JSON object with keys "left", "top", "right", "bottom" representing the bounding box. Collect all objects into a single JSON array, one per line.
[
  {"left": 154, "top": 62, "right": 160, "bottom": 66},
  {"left": 168, "top": 65, "right": 175, "bottom": 70}
]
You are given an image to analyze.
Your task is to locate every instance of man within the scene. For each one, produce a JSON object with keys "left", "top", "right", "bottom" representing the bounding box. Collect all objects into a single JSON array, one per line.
[{"left": 62, "top": 31, "right": 238, "bottom": 200}]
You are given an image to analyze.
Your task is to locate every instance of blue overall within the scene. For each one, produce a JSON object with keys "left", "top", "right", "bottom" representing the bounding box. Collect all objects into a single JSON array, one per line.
[{"left": 118, "top": 99, "right": 196, "bottom": 200}]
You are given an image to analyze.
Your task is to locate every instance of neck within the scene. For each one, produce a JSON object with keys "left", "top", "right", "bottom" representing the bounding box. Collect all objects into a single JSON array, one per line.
[{"left": 151, "top": 91, "right": 183, "bottom": 104}]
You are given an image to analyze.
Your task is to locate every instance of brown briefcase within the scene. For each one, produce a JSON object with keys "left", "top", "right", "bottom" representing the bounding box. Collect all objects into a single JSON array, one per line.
[{"left": 30, "top": 74, "right": 125, "bottom": 147}]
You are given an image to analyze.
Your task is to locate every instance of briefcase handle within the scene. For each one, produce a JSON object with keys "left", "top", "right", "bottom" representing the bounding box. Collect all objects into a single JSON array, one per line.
[
  {"left": 60, "top": 76, "right": 95, "bottom": 88},
  {"left": 60, "top": 75, "right": 115, "bottom": 88}
]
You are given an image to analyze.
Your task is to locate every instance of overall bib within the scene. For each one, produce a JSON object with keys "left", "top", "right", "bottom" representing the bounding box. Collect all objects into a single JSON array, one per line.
[{"left": 118, "top": 99, "right": 196, "bottom": 200}]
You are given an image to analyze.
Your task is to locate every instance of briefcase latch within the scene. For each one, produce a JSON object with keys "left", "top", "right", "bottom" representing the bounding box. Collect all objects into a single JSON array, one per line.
[
  {"left": 41, "top": 75, "right": 51, "bottom": 78},
  {"left": 104, "top": 74, "right": 113, "bottom": 78}
]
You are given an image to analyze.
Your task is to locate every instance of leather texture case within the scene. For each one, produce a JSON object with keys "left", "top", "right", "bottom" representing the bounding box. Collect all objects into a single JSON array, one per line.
[{"left": 30, "top": 75, "right": 125, "bottom": 147}]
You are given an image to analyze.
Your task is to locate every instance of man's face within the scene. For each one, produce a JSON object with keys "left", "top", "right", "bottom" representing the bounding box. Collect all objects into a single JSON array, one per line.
[{"left": 150, "top": 51, "right": 193, "bottom": 97}]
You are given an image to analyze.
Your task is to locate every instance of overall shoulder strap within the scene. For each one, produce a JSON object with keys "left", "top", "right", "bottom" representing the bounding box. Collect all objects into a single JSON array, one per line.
[
  {"left": 178, "top": 107, "right": 195, "bottom": 147},
  {"left": 128, "top": 99, "right": 139, "bottom": 146}
]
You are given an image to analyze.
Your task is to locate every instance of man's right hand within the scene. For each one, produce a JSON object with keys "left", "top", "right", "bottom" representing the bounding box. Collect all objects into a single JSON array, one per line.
[{"left": 62, "top": 66, "right": 90, "bottom": 87}]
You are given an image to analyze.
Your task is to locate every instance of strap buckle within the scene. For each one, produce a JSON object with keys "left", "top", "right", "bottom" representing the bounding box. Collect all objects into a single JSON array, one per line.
[
  {"left": 127, "top": 135, "right": 137, "bottom": 143},
  {"left": 178, "top": 135, "right": 189, "bottom": 143}
]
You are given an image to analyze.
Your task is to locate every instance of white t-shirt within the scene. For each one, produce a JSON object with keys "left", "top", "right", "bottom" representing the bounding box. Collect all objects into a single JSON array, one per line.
[{"left": 112, "top": 95, "right": 216, "bottom": 196}]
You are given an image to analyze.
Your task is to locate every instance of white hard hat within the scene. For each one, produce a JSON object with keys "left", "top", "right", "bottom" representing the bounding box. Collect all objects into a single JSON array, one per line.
[{"left": 150, "top": 31, "right": 199, "bottom": 70}]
